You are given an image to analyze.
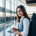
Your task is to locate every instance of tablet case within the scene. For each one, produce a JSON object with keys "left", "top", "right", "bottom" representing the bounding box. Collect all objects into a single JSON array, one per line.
[{"left": 8, "top": 30, "right": 13, "bottom": 33}]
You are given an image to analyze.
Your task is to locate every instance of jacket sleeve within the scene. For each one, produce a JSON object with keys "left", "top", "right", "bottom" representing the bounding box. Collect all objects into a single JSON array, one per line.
[{"left": 21, "top": 18, "right": 30, "bottom": 36}]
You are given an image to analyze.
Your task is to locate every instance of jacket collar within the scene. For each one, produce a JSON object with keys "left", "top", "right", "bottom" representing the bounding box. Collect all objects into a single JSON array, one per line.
[{"left": 20, "top": 16, "right": 25, "bottom": 21}]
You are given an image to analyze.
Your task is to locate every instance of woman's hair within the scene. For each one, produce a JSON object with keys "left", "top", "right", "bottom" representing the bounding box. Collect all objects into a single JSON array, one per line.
[{"left": 16, "top": 5, "right": 30, "bottom": 22}]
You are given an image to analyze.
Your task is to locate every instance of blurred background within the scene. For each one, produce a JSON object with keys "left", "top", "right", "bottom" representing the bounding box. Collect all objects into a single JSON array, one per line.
[{"left": 0, "top": 0, "right": 36, "bottom": 36}]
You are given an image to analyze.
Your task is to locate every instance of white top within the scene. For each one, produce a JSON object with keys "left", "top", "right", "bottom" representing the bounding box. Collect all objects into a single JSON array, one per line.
[{"left": 18, "top": 16, "right": 30, "bottom": 36}]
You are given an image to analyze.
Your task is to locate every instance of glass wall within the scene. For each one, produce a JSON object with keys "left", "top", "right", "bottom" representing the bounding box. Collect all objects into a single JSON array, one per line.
[
  {"left": 0, "top": 0, "right": 18, "bottom": 36},
  {"left": 0, "top": 0, "right": 5, "bottom": 36}
]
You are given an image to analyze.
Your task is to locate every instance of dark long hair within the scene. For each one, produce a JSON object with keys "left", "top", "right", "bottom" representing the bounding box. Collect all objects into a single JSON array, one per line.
[{"left": 16, "top": 5, "right": 30, "bottom": 22}]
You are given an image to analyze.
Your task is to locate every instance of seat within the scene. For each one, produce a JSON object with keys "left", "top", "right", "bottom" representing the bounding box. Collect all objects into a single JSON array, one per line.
[{"left": 28, "top": 13, "right": 36, "bottom": 36}]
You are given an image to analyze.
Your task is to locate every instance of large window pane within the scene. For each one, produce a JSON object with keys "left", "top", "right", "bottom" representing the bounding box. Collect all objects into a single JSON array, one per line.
[
  {"left": 0, "top": 0, "right": 3, "bottom": 7},
  {"left": 0, "top": 12, "right": 5, "bottom": 36},
  {"left": 6, "top": 0, "right": 10, "bottom": 9},
  {"left": 6, "top": 12, "right": 11, "bottom": 36},
  {"left": 11, "top": 4, "right": 15, "bottom": 11},
  {"left": 12, "top": 0, "right": 15, "bottom": 4}
]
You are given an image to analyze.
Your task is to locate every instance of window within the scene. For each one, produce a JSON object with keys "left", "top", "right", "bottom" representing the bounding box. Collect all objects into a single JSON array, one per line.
[{"left": 6, "top": 0, "right": 10, "bottom": 9}]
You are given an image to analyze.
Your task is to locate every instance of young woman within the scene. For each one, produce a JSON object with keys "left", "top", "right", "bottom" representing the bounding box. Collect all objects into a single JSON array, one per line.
[{"left": 11, "top": 5, "right": 30, "bottom": 36}]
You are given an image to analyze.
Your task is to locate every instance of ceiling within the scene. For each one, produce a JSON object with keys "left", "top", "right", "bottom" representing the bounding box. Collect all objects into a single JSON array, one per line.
[{"left": 18, "top": 0, "right": 36, "bottom": 6}]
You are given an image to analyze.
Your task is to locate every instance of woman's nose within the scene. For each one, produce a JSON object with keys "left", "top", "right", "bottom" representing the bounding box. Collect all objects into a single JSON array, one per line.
[{"left": 18, "top": 11, "right": 20, "bottom": 13}]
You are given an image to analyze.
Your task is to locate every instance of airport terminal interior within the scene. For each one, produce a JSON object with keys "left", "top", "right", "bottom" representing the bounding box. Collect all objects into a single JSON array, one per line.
[{"left": 0, "top": 0, "right": 36, "bottom": 36}]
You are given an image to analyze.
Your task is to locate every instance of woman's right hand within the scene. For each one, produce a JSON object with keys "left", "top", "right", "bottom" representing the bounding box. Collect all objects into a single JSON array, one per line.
[{"left": 11, "top": 28, "right": 19, "bottom": 31}]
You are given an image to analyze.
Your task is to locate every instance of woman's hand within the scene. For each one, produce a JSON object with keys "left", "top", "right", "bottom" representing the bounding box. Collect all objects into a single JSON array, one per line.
[
  {"left": 11, "top": 28, "right": 22, "bottom": 35},
  {"left": 11, "top": 28, "right": 16, "bottom": 33}
]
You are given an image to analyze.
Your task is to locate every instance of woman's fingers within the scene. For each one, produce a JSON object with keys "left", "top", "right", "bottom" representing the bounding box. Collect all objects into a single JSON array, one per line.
[
  {"left": 11, "top": 28, "right": 15, "bottom": 30},
  {"left": 12, "top": 28, "right": 16, "bottom": 30},
  {"left": 11, "top": 28, "right": 16, "bottom": 32},
  {"left": 12, "top": 28, "right": 16, "bottom": 29},
  {"left": 11, "top": 28, "right": 16, "bottom": 33}
]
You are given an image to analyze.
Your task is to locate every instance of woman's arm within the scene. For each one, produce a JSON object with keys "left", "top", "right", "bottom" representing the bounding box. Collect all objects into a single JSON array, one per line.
[
  {"left": 21, "top": 18, "right": 30, "bottom": 36},
  {"left": 11, "top": 18, "right": 30, "bottom": 36}
]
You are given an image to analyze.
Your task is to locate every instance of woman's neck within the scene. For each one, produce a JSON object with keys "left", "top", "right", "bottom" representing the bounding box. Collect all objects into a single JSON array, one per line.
[{"left": 21, "top": 15, "right": 24, "bottom": 18}]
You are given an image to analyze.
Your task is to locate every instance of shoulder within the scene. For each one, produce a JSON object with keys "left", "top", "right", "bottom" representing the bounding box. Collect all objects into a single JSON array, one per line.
[
  {"left": 23, "top": 18, "right": 30, "bottom": 24},
  {"left": 23, "top": 18, "right": 29, "bottom": 21}
]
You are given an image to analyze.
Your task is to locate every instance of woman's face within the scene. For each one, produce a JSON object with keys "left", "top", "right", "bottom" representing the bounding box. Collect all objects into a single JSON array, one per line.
[{"left": 17, "top": 8, "right": 24, "bottom": 17}]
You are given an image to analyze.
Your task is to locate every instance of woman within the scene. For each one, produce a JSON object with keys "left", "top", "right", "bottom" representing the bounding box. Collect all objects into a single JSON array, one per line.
[{"left": 11, "top": 5, "right": 30, "bottom": 36}]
